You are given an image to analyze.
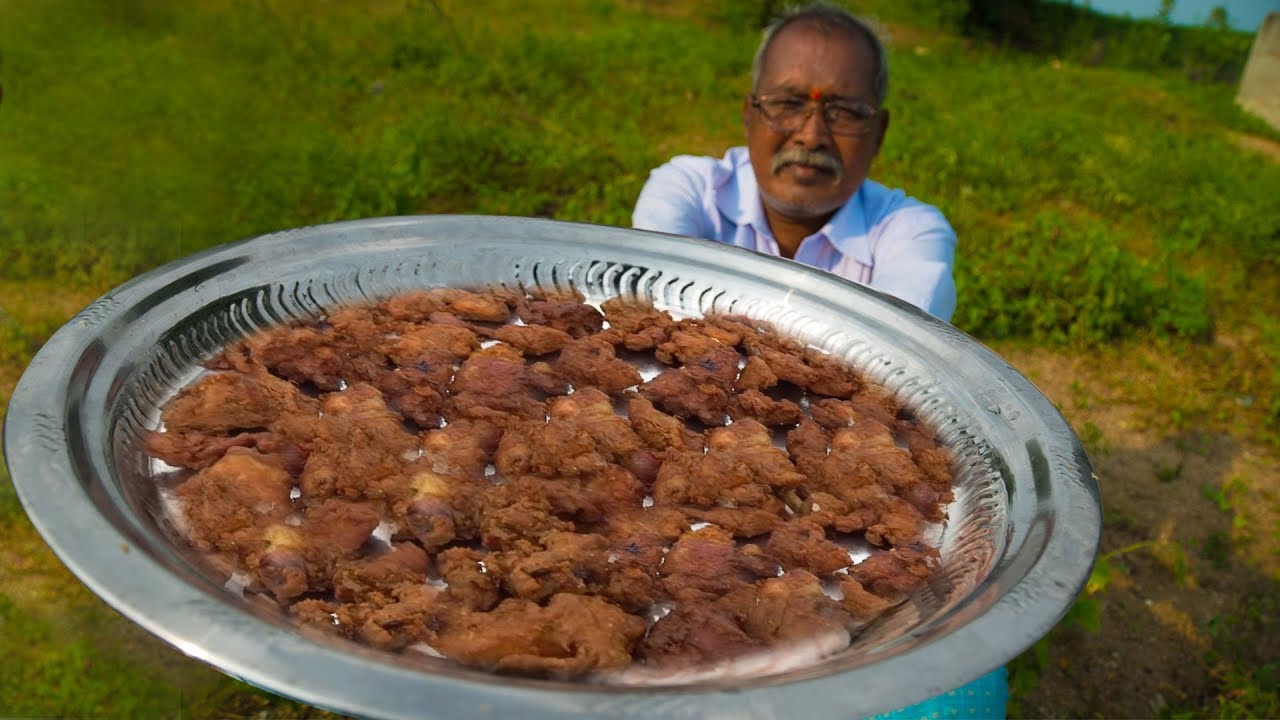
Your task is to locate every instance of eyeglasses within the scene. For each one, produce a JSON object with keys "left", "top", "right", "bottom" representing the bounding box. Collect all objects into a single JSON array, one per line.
[{"left": 750, "top": 94, "right": 879, "bottom": 136}]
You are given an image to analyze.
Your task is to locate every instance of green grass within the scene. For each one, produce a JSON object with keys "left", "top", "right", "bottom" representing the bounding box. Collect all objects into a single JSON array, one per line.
[{"left": 2, "top": 0, "right": 1278, "bottom": 717}]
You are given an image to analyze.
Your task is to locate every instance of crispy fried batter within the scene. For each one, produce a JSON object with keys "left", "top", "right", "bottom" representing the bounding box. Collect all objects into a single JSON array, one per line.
[
  {"left": 153, "top": 288, "right": 957, "bottom": 679},
  {"left": 428, "top": 594, "right": 646, "bottom": 675}
]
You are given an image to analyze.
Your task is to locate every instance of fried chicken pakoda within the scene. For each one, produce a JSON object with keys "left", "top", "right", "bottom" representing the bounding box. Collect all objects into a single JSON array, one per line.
[{"left": 148, "top": 288, "right": 958, "bottom": 680}]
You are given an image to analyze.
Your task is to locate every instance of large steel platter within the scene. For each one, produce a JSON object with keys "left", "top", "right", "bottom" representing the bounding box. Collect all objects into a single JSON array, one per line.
[{"left": 4, "top": 215, "right": 1100, "bottom": 719}]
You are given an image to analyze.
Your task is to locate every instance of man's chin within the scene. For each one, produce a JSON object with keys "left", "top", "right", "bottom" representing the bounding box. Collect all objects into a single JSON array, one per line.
[{"left": 760, "top": 189, "right": 846, "bottom": 221}]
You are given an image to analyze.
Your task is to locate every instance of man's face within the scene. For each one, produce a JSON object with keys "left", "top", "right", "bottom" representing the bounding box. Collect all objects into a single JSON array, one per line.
[{"left": 744, "top": 22, "right": 888, "bottom": 223}]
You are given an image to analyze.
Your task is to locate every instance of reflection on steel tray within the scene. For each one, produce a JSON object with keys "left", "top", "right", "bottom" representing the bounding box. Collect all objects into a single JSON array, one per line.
[{"left": 3, "top": 215, "right": 1101, "bottom": 720}]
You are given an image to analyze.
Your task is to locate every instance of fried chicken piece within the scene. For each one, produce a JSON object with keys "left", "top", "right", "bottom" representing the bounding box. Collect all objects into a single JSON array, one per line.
[
  {"left": 685, "top": 506, "right": 782, "bottom": 538},
  {"left": 808, "top": 398, "right": 856, "bottom": 429},
  {"left": 394, "top": 466, "right": 486, "bottom": 550},
  {"left": 741, "top": 570, "right": 851, "bottom": 645},
  {"left": 381, "top": 323, "right": 479, "bottom": 364},
  {"left": 297, "top": 384, "right": 419, "bottom": 502},
  {"left": 360, "top": 360, "right": 451, "bottom": 428},
  {"left": 516, "top": 296, "right": 605, "bottom": 339},
  {"left": 785, "top": 419, "right": 830, "bottom": 479},
  {"left": 381, "top": 290, "right": 453, "bottom": 322},
  {"left": 421, "top": 419, "right": 503, "bottom": 477},
  {"left": 599, "top": 299, "right": 674, "bottom": 334},
  {"left": 637, "top": 600, "right": 762, "bottom": 668},
  {"left": 654, "top": 328, "right": 735, "bottom": 367},
  {"left": 731, "top": 388, "right": 804, "bottom": 426},
  {"left": 802, "top": 348, "right": 865, "bottom": 397},
  {"left": 682, "top": 344, "right": 743, "bottom": 384},
  {"left": 534, "top": 529, "right": 662, "bottom": 612},
  {"left": 172, "top": 447, "right": 295, "bottom": 555},
  {"left": 822, "top": 486, "right": 929, "bottom": 547},
  {"left": 638, "top": 368, "right": 731, "bottom": 427},
  {"left": 381, "top": 288, "right": 511, "bottom": 323},
  {"left": 223, "top": 325, "right": 350, "bottom": 391},
  {"left": 851, "top": 382, "right": 903, "bottom": 427},
  {"left": 652, "top": 419, "right": 804, "bottom": 508},
  {"left": 160, "top": 366, "right": 318, "bottom": 434},
  {"left": 435, "top": 546, "right": 502, "bottom": 611},
  {"left": 750, "top": 345, "right": 816, "bottom": 389},
  {"left": 146, "top": 429, "right": 301, "bottom": 472},
  {"left": 449, "top": 345, "right": 561, "bottom": 421},
  {"left": 493, "top": 466, "right": 645, "bottom": 525},
  {"left": 294, "top": 582, "right": 452, "bottom": 651},
  {"left": 487, "top": 531, "right": 618, "bottom": 604},
  {"left": 848, "top": 544, "right": 939, "bottom": 602},
  {"left": 250, "top": 498, "right": 381, "bottom": 601},
  {"left": 734, "top": 355, "right": 779, "bottom": 391},
  {"left": 480, "top": 324, "right": 573, "bottom": 356},
  {"left": 763, "top": 518, "right": 853, "bottom": 575},
  {"left": 795, "top": 422, "right": 936, "bottom": 544},
  {"left": 833, "top": 421, "right": 928, "bottom": 494},
  {"left": 555, "top": 336, "right": 643, "bottom": 394},
  {"left": 596, "top": 506, "right": 691, "bottom": 551},
  {"left": 638, "top": 344, "right": 743, "bottom": 425},
  {"left": 252, "top": 524, "right": 311, "bottom": 601},
  {"left": 495, "top": 389, "right": 643, "bottom": 479},
  {"left": 447, "top": 291, "right": 513, "bottom": 322},
  {"left": 599, "top": 298, "right": 676, "bottom": 351},
  {"left": 625, "top": 394, "right": 705, "bottom": 454},
  {"left": 428, "top": 594, "right": 645, "bottom": 675},
  {"left": 899, "top": 421, "right": 957, "bottom": 520},
  {"left": 810, "top": 389, "right": 902, "bottom": 430},
  {"left": 332, "top": 542, "right": 430, "bottom": 602},
  {"left": 659, "top": 526, "right": 778, "bottom": 602},
  {"left": 836, "top": 576, "right": 893, "bottom": 624},
  {"left": 327, "top": 305, "right": 399, "bottom": 348},
  {"left": 476, "top": 495, "right": 575, "bottom": 550},
  {"left": 705, "top": 313, "right": 774, "bottom": 341},
  {"left": 354, "top": 583, "right": 453, "bottom": 650}
]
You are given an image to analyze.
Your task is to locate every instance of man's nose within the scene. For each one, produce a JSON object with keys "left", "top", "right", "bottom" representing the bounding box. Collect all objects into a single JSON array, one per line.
[{"left": 791, "top": 104, "right": 832, "bottom": 146}]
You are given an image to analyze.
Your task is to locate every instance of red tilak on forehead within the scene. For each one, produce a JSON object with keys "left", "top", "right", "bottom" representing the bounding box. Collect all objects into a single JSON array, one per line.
[{"left": 809, "top": 88, "right": 823, "bottom": 100}]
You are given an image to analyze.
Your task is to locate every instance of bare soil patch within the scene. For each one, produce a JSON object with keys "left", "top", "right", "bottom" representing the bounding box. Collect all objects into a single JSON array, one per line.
[
  {"left": 995, "top": 343, "right": 1279, "bottom": 718},
  {"left": 1228, "top": 131, "right": 1280, "bottom": 163}
]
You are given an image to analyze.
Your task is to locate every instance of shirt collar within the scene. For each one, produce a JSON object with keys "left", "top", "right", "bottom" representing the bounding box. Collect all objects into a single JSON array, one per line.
[
  {"left": 716, "top": 147, "right": 772, "bottom": 242},
  {"left": 822, "top": 184, "right": 873, "bottom": 265},
  {"left": 718, "top": 147, "right": 873, "bottom": 265}
]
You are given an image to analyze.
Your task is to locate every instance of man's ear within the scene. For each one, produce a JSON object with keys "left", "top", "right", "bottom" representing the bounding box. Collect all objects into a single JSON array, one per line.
[
  {"left": 873, "top": 107, "right": 890, "bottom": 154},
  {"left": 742, "top": 93, "right": 753, "bottom": 141}
]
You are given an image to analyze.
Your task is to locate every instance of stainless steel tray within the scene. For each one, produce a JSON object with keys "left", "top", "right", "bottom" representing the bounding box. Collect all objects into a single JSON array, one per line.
[{"left": 4, "top": 215, "right": 1100, "bottom": 719}]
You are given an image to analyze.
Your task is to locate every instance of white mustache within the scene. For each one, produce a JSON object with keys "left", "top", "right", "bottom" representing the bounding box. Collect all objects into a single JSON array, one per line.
[{"left": 771, "top": 149, "right": 843, "bottom": 180}]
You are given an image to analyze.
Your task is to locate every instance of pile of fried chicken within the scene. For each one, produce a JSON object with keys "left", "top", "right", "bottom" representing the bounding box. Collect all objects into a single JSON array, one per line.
[{"left": 146, "top": 288, "right": 954, "bottom": 679}]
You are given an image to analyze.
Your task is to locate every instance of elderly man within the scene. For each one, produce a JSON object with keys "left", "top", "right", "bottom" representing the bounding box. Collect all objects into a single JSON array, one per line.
[
  {"left": 633, "top": 3, "right": 956, "bottom": 322},
  {"left": 634, "top": 4, "right": 1008, "bottom": 717}
]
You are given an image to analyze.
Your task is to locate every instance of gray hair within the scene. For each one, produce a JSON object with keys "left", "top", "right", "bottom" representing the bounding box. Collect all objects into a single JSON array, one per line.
[{"left": 750, "top": 3, "right": 889, "bottom": 106}]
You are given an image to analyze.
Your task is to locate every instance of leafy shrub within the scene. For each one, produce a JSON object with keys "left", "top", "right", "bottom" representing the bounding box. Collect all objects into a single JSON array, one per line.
[{"left": 954, "top": 211, "right": 1212, "bottom": 344}]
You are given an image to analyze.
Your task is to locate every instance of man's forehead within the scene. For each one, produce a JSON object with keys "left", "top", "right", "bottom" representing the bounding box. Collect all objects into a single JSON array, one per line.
[{"left": 757, "top": 20, "right": 874, "bottom": 86}]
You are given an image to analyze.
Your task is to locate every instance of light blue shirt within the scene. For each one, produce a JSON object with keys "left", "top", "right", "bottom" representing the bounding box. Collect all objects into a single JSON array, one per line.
[{"left": 632, "top": 146, "right": 958, "bottom": 322}]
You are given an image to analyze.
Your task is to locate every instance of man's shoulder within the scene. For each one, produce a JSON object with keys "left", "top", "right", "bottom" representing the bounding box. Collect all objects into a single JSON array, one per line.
[
  {"left": 859, "top": 179, "right": 951, "bottom": 228},
  {"left": 654, "top": 147, "right": 746, "bottom": 181}
]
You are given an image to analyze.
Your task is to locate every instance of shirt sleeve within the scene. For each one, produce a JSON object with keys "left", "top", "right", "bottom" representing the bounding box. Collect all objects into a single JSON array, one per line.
[
  {"left": 868, "top": 207, "right": 958, "bottom": 322},
  {"left": 631, "top": 158, "right": 708, "bottom": 238}
]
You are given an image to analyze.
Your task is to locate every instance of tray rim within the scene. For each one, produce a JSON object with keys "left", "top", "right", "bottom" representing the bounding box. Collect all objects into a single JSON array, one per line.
[{"left": 3, "top": 214, "right": 1101, "bottom": 720}]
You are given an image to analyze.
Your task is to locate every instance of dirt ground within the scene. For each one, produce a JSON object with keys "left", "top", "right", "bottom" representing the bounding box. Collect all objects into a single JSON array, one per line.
[{"left": 994, "top": 343, "right": 1279, "bottom": 719}]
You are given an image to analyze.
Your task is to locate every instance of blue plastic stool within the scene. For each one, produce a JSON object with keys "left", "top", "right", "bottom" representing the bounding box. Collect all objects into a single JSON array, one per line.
[{"left": 868, "top": 667, "right": 1009, "bottom": 720}]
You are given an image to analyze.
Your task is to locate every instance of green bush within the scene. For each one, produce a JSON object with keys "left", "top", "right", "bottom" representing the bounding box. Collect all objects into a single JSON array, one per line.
[{"left": 954, "top": 211, "right": 1212, "bottom": 344}]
